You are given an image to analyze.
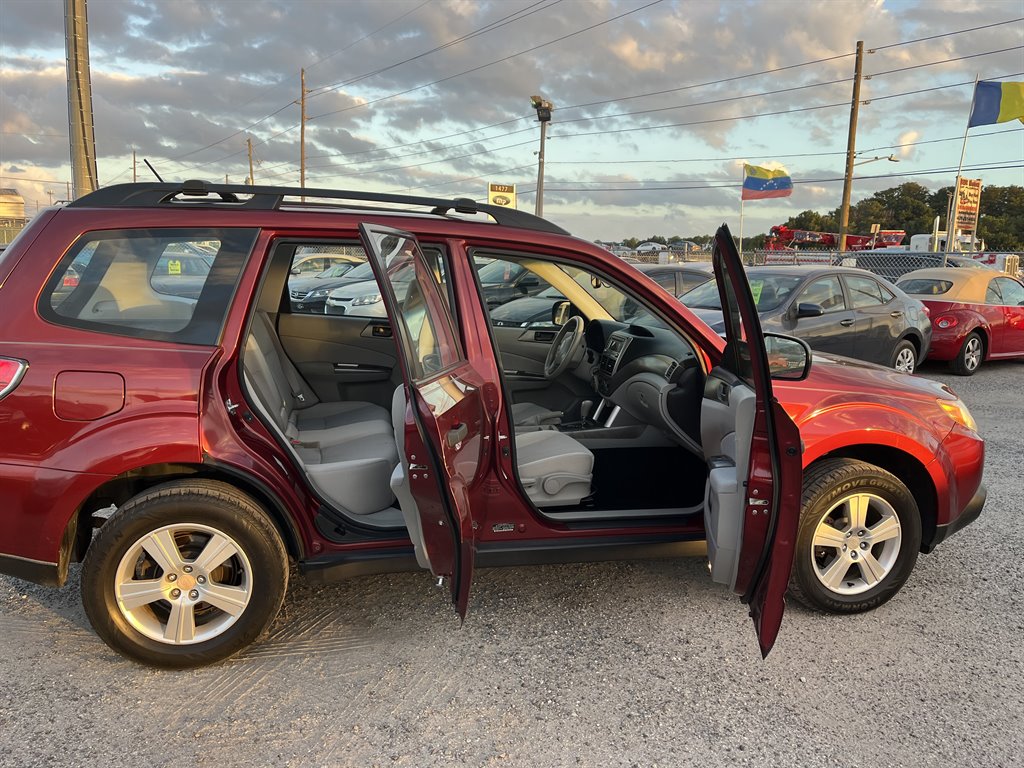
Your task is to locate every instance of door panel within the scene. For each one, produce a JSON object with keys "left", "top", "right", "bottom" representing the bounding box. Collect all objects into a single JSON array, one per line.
[
  {"left": 705, "top": 225, "right": 803, "bottom": 657},
  {"left": 277, "top": 312, "right": 401, "bottom": 409},
  {"left": 490, "top": 324, "right": 591, "bottom": 413},
  {"left": 359, "top": 224, "right": 488, "bottom": 616}
]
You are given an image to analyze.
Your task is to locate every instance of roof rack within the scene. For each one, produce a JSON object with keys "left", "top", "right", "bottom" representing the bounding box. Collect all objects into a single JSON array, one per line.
[{"left": 69, "top": 180, "right": 571, "bottom": 236}]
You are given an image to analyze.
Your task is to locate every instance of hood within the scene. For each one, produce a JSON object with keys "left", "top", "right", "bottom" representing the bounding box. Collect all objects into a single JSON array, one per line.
[
  {"left": 775, "top": 351, "right": 959, "bottom": 428},
  {"left": 688, "top": 307, "right": 726, "bottom": 333},
  {"left": 289, "top": 274, "right": 354, "bottom": 295}
]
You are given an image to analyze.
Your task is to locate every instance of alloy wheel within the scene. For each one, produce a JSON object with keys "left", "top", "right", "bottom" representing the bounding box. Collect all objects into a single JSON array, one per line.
[
  {"left": 811, "top": 492, "right": 903, "bottom": 596},
  {"left": 113, "top": 523, "right": 253, "bottom": 645}
]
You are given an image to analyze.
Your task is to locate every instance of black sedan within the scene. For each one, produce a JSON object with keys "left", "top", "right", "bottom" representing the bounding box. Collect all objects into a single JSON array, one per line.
[
  {"left": 489, "top": 263, "right": 713, "bottom": 327},
  {"left": 289, "top": 262, "right": 363, "bottom": 313},
  {"left": 683, "top": 266, "right": 932, "bottom": 373}
]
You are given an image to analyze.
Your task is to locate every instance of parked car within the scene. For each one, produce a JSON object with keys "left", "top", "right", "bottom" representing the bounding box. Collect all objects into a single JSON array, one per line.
[
  {"left": 476, "top": 258, "right": 552, "bottom": 308},
  {"left": 288, "top": 262, "right": 361, "bottom": 313},
  {"left": 490, "top": 263, "right": 713, "bottom": 328},
  {"left": 289, "top": 252, "right": 363, "bottom": 277},
  {"left": 0, "top": 182, "right": 984, "bottom": 668},
  {"left": 683, "top": 266, "right": 931, "bottom": 373},
  {"left": 635, "top": 241, "right": 666, "bottom": 253},
  {"left": 897, "top": 267, "right": 1024, "bottom": 375}
]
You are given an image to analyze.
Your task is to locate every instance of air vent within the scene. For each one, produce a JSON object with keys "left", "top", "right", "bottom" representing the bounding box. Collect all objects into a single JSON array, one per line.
[{"left": 665, "top": 361, "right": 679, "bottom": 380}]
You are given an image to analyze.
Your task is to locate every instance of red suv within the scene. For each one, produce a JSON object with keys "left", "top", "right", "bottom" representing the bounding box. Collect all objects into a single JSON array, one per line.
[{"left": 0, "top": 182, "right": 985, "bottom": 667}]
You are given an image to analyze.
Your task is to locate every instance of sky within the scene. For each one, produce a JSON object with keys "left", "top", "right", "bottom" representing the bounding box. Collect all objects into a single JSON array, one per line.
[{"left": 1, "top": 0, "right": 1022, "bottom": 241}]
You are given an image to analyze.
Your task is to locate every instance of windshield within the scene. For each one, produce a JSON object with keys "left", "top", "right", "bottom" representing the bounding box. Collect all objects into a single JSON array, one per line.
[
  {"left": 681, "top": 273, "right": 802, "bottom": 312},
  {"left": 342, "top": 261, "right": 375, "bottom": 281},
  {"left": 316, "top": 263, "right": 356, "bottom": 279}
]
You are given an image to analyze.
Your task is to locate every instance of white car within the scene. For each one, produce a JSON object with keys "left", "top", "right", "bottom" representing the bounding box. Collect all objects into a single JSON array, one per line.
[{"left": 635, "top": 242, "right": 666, "bottom": 253}]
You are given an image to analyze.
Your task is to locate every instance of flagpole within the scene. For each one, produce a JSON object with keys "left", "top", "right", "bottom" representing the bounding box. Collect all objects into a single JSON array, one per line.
[
  {"left": 739, "top": 165, "right": 745, "bottom": 258},
  {"left": 946, "top": 73, "right": 980, "bottom": 258}
]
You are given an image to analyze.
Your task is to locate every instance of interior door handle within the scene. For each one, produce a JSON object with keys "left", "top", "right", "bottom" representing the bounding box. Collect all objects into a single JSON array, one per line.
[
  {"left": 839, "top": 318, "right": 855, "bottom": 327},
  {"left": 447, "top": 423, "right": 468, "bottom": 447}
]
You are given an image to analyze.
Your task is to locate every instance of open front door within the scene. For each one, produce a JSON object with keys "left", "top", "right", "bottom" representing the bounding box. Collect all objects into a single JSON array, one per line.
[
  {"left": 359, "top": 224, "right": 488, "bottom": 618},
  {"left": 701, "top": 224, "right": 804, "bottom": 657}
]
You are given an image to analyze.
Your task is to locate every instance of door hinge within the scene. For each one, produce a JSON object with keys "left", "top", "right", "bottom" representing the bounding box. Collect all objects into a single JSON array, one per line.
[{"left": 225, "top": 398, "right": 239, "bottom": 415}]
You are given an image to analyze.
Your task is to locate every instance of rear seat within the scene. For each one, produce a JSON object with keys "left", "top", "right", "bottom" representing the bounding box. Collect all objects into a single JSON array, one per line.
[{"left": 243, "top": 312, "right": 398, "bottom": 516}]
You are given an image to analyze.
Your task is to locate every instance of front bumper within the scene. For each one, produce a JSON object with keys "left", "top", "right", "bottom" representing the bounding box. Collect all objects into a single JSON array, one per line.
[{"left": 923, "top": 482, "right": 986, "bottom": 553}]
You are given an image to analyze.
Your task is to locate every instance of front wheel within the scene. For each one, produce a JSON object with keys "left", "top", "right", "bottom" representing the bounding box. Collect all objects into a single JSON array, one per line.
[
  {"left": 81, "top": 480, "right": 289, "bottom": 668},
  {"left": 789, "top": 459, "right": 921, "bottom": 613},
  {"left": 950, "top": 331, "right": 983, "bottom": 376}
]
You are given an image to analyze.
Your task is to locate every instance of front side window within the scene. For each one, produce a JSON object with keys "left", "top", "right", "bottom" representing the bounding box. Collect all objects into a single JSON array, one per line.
[
  {"left": 992, "top": 277, "right": 1024, "bottom": 306},
  {"left": 42, "top": 228, "right": 257, "bottom": 345},
  {"left": 984, "top": 280, "right": 1003, "bottom": 305},
  {"left": 798, "top": 276, "right": 846, "bottom": 312}
]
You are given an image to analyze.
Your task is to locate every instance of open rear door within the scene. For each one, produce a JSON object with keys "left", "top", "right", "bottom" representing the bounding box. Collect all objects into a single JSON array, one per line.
[
  {"left": 701, "top": 224, "right": 804, "bottom": 657},
  {"left": 359, "top": 224, "right": 488, "bottom": 618}
]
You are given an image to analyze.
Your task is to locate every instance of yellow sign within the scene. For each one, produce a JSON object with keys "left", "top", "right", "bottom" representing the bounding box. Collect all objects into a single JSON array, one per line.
[
  {"left": 167, "top": 259, "right": 182, "bottom": 275},
  {"left": 488, "top": 183, "right": 516, "bottom": 208}
]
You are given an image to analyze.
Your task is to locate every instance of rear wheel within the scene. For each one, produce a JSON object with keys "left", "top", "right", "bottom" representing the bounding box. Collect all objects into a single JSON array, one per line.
[
  {"left": 81, "top": 480, "right": 289, "bottom": 668},
  {"left": 789, "top": 459, "right": 921, "bottom": 613},
  {"left": 950, "top": 331, "right": 983, "bottom": 376},
  {"left": 890, "top": 339, "right": 917, "bottom": 374}
]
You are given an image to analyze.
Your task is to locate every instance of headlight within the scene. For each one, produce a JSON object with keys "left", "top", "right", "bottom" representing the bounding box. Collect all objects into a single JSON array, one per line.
[
  {"left": 938, "top": 398, "right": 978, "bottom": 433},
  {"left": 352, "top": 293, "right": 383, "bottom": 306},
  {"left": 307, "top": 288, "right": 329, "bottom": 299}
]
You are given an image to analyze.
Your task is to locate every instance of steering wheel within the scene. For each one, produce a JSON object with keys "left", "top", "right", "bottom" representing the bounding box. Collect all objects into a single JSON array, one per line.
[{"left": 544, "top": 315, "right": 586, "bottom": 379}]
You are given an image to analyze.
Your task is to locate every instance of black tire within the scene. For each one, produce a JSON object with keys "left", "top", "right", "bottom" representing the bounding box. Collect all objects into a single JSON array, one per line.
[
  {"left": 890, "top": 339, "right": 917, "bottom": 374},
  {"left": 950, "top": 331, "right": 983, "bottom": 376},
  {"left": 789, "top": 459, "right": 921, "bottom": 614},
  {"left": 81, "top": 479, "right": 289, "bottom": 668}
]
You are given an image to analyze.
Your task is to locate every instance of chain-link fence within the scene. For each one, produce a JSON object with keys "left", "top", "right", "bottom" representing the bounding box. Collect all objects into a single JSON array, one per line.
[{"left": 615, "top": 248, "right": 1022, "bottom": 281}]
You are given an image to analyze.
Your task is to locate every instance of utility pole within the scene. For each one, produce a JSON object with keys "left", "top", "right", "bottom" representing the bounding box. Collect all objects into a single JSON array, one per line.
[
  {"left": 132, "top": 148, "right": 137, "bottom": 182},
  {"left": 837, "top": 40, "right": 864, "bottom": 253},
  {"left": 247, "top": 138, "right": 254, "bottom": 185},
  {"left": 299, "top": 68, "right": 308, "bottom": 192},
  {"left": 530, "top": 95, "right": 553, "bottom": 218},
  {"left": 64, "top": 0, "right": 98, "bottom": 198}
]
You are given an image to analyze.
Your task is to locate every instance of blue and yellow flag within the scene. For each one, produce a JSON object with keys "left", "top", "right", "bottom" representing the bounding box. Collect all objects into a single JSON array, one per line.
[
  {"left": 742, "top": 164, "right": 793, "bottom": 200},
  {"left": 968, "top": 81, "right": 1024, "bottom": 127}
]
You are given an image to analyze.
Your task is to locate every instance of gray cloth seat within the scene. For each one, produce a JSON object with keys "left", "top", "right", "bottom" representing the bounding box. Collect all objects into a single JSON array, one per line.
[
  {"left": 515, "top": 430, "right": 593, "bottom": 507},
  {"left": 243, "top": 312, "right": 397, "bottom": 516},
  {"left": 511, "top": 401, "right": 563, "bottom": 427}
]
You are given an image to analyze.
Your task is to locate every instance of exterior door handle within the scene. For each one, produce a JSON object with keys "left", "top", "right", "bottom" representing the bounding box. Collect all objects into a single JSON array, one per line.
[
  {"left": 890, "top": 311, "right": 904, "bottom": 318},
  {"left": 447, "top": 423, "right": 468, "bottom": 447},
  {"left": 839, "top": 318, "right": 855, "bottom": 327}
]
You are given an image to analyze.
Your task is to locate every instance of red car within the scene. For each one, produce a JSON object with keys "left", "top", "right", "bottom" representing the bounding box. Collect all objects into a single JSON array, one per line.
[
  {"left": 898, "top": 267, "right": 1024, "bottom": 375},
  {"left": 0, "top": 182, "right": 985, "bottom": 667}
]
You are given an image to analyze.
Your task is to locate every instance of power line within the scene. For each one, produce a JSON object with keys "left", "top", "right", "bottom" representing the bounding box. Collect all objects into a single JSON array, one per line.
[
  {"left": 308, "top": 0, "right": 667, "bottom": 121},
  {"left": 870, "top": 17, "right": 1024, "bottom": 51},
  {"left": 867, "top": 45, "right": 1024, "bottom": 78}
]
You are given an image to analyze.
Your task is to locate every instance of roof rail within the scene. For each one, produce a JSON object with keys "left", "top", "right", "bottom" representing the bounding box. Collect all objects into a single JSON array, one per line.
[{"left": 69, "top": 180, "right": 571, "bottom": 236}]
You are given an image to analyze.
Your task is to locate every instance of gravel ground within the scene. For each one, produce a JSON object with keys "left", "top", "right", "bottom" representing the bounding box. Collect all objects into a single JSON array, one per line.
[{"left": 1, "top": 360, "right": 1021, "bottom": 768}]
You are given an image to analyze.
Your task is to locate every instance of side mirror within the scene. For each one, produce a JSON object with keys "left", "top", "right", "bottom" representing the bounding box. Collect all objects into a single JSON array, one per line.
[
  {"left": 552, "top": 300, "right": 572, "bottom": 326},
  {"left": 765, "top": 333, "right": 811, "bottom": 381},
  {"left": 290, "top": 267, "right": 300, "bottom": 276},
  {"left": 795, "top": 302, "right": 824, "bottom": 319},
  {"left": 520, "top": 276, "right": 540, "bottom": 289}
]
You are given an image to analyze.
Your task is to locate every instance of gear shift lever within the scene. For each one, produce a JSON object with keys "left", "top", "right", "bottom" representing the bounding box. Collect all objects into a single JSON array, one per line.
[{"left": 580, "top": 400, "right": 594, "bottom": 424}]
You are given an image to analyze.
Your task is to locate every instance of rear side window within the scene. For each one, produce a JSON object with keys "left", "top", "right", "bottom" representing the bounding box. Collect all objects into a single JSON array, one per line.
[
  {"left": 41, "top": 228, "right": 258, "bottom": 345},
  {"left": 845, "top": 275, "right": 893, "bottom": 308},
  {"left": 897, "top": 278, "right": 953, "bottom": 296}
]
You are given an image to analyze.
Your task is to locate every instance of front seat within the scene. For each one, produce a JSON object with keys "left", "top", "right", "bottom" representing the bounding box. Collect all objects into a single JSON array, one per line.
[
  {"left": 515, "top": 430, "right": 593, "bottom": 507},
  {"left": 511, "top": 401, "right": 563, "bottom": 427}
]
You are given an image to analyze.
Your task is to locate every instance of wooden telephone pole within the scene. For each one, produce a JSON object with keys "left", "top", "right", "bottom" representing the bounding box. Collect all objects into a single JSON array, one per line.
[
  {"left": 247, "top": 138, "right": 254, "bottom": 185},
  {"left": 300, "top": 69, "right": 307, "bottom": 191},
  {"left": 837, "top": 41, "right": 865, "bottom": 253}
]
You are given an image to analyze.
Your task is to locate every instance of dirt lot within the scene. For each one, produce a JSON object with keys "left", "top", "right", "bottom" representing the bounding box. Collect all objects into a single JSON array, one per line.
[{"left": 1, "top": 360, "right": 1021, "bottom": 768}]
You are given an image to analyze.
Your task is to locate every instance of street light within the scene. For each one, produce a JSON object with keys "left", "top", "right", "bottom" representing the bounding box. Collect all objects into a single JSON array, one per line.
[
  {"left": 531, "top": 94, "right": 553, "bottom": 217},
  {"left": 838, "top": 152, "right": 900, "bottom": 251},
  {"left": 854, "top": 153, "right": 900, "bottom": 166}
]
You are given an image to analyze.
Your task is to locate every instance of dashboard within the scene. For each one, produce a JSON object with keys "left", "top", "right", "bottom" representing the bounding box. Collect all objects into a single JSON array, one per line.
[{"left": 586, "top": 320, "right": 704, "bottom": 449}]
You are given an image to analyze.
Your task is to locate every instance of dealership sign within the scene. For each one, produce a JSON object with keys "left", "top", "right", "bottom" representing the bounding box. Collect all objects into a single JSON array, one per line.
[
  {"left": 953, "top": 177, "right": 982, "bottom": 232},
  {"left": 487, "top": 183, "right": 516, "bottom": 208}
]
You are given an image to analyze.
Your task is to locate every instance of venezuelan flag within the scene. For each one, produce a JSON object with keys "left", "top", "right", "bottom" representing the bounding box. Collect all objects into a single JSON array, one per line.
[
  {"left": 968, "top": 81, "right": 1024, "bottom": 128},
  {"left": 742, "top": 164, "right": 793, "bottom": 200}
]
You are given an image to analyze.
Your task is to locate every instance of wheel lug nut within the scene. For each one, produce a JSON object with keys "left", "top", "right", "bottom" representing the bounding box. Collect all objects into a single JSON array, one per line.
[
  {"left": 167, "top": 573, "right": 177, "bottom": 582},
  {"left": 188, "top": 589, "right": 200, "bottom": 600},
  {"left": 170, "top": 588, "right": 181, "bottom": 598},
  {"left": 858, "top": 530, "right": 866, "bottom": 537},
  {"left": 860, "top": 542, "right": 869, "bottom": 550},
  {"left": 183, "top": 565, "right": 193, "bottom": 573},
  {"left": 197, "top": 575, "right": 206, "bottom": 584},
  {"left": 842, "top": 544, "right": 848, "bottom": 551},
  {"left": 845, "top": 532, "right": 852, "bottom": 538},
  {"left": 851, "top": 551, "right": 859, "bottom": 559}
]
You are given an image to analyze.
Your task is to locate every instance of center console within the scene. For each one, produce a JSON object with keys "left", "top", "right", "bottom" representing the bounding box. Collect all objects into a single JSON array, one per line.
[{"left": 596, "top": 331, "right": 631, "bottom": 397}]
